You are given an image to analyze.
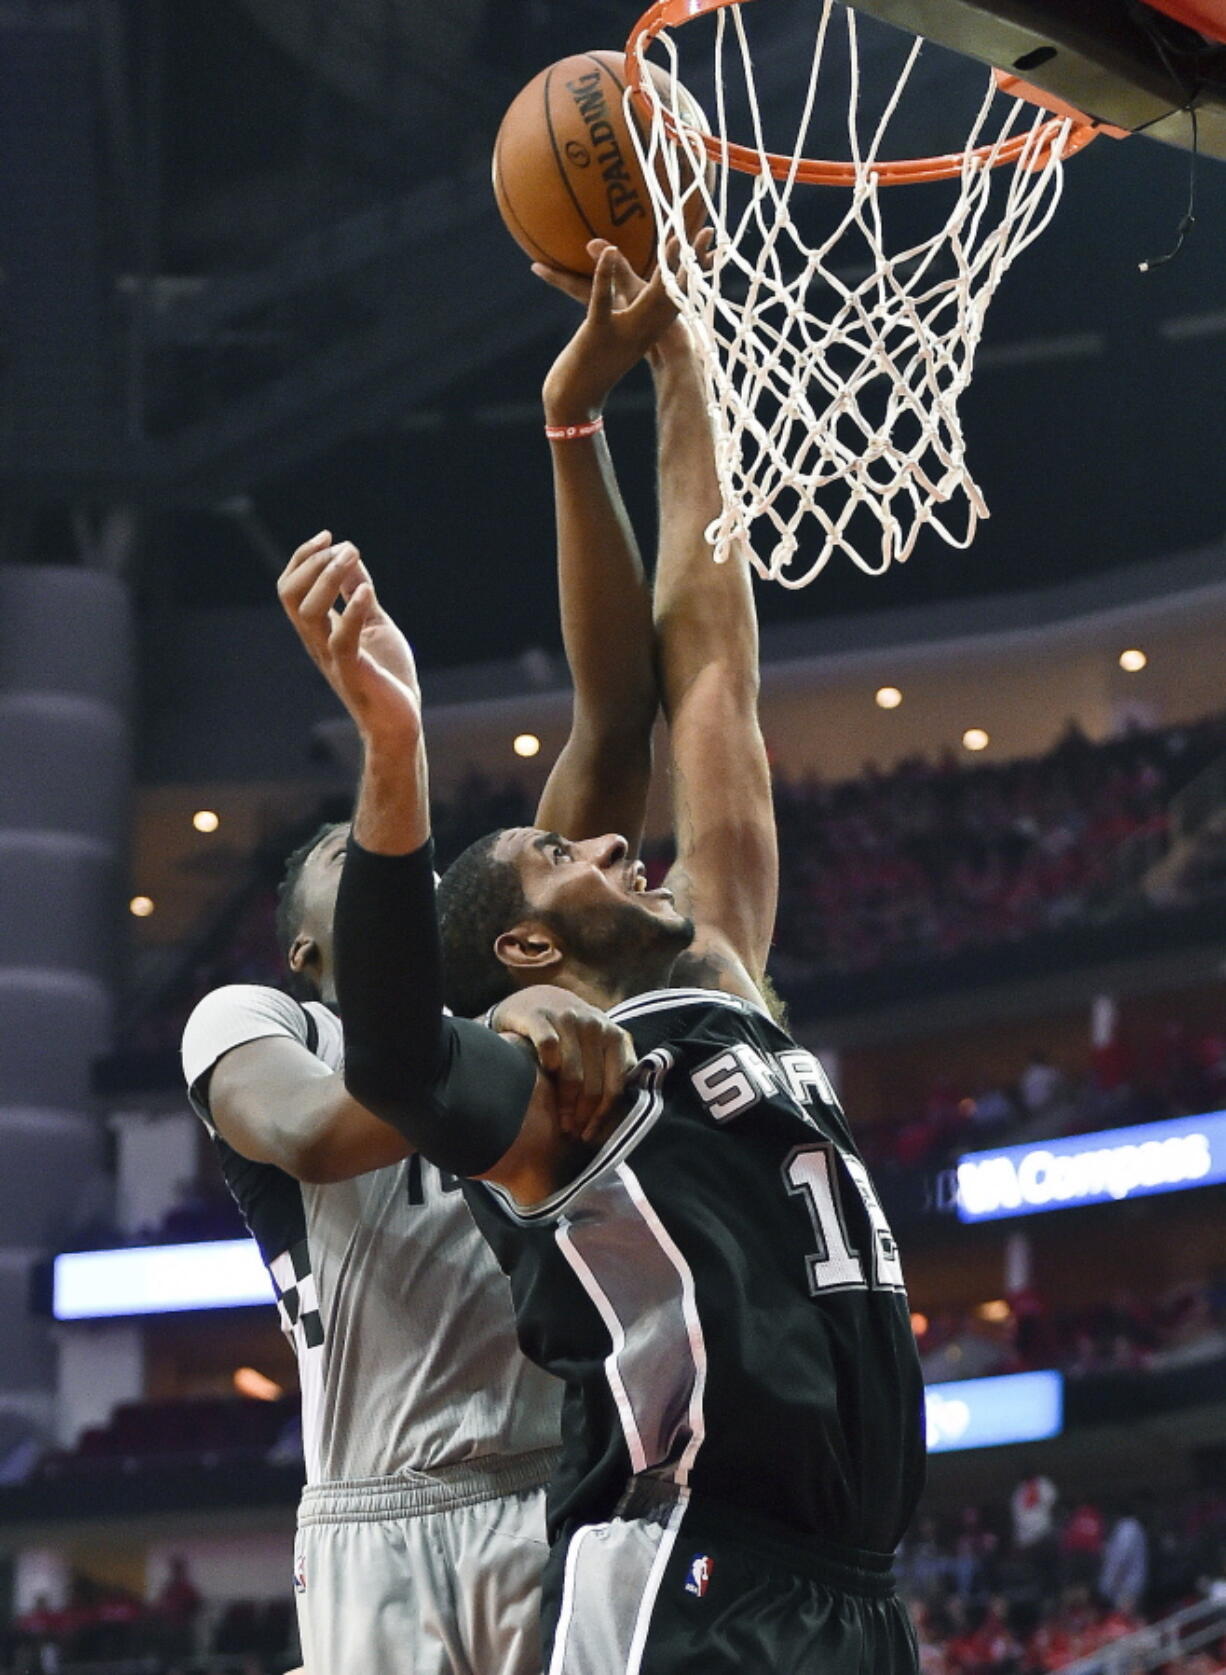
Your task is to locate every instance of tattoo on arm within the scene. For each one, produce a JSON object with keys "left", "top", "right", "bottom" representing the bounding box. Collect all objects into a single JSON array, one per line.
[{"left": 670, "top": 948, "right": 788, "bottom": 1027}]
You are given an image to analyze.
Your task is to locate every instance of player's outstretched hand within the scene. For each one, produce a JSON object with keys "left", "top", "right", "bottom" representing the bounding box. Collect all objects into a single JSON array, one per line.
[
  {"left": 278, "top": 531, "right": 421, "bottom": 745},
  {"left": 537, "top": 231, "right": 713, "bottom": 421},
  {"left": 490, "top": 985, "right": 636, "bottom": 1145}
]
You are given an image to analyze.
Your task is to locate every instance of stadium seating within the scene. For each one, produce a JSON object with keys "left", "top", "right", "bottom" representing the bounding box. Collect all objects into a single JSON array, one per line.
[{"left": 117, "top": 712, "right": 1226, "bottom": 1064}]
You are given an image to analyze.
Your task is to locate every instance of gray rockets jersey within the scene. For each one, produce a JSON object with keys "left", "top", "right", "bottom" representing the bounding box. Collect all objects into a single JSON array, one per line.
[{"left": 181, "top": 984, "right": 561, "bottom": 1485}]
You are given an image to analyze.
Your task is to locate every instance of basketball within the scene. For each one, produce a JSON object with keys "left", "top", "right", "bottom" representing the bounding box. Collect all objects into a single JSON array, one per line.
[{"left": 492, "top": 50, "right": 708, "bottom": 277}]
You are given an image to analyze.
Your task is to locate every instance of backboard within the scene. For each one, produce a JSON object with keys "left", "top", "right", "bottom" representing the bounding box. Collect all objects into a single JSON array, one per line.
[{"left": 845, "top": 0, "right": 1226, "bottom": 157}]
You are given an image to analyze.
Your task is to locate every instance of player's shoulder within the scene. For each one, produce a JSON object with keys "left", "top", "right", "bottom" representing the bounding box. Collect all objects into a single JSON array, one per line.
[
  {"left": 183, "top": 982, "right": 309, "bottom": 1041},
  {"left": 181, "top": 983, "right": 325, "bottom": 1094}
]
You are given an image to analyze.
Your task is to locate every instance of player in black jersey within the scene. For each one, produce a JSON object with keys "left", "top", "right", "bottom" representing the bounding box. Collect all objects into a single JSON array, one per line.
[{"left": 286, "top": 241, "right": 925, "bottom": 1673}]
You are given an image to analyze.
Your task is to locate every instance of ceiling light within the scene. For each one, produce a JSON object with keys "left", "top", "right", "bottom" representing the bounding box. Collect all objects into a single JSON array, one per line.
[
  {"left": 975, "top": 1299, "right": 1012, "bottom": 1323},
  {"left": 192, "top": 809, "right": 220, "bottom": 833},
  {"left": 910, "top": 1312, "right": 929, "bottom": 1337},
  {"left": 875, "top": 686, "right": 902, "bottom": 710},
  {"left": 1119, "top": 648, "right": 1147, "bottom": 673},
  {"left": 233, "top": 1366, "right": 283, "bottom": 1403},
  {"left": 513, "top": 733, "right": 541, "bottom": 759},
  {"left": 962, "top": 728, "right": 990, "bottom": 752},
  {"left": 129, "top": 895, "right": 155, "bottom": 918}
]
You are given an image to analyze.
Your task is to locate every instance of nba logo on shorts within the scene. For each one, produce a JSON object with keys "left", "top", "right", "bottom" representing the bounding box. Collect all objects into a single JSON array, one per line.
[
  {"left": 293, "top": 1552, "right": 307, "bottom": 1595},
  {"left": 684, "top": 1554, "right": 713, "bottom": 1598}
]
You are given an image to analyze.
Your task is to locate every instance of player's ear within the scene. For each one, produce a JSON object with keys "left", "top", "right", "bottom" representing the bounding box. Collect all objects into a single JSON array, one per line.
[
  {"left": 288, "top": 932, "right": 320, "bottom": 980},
  {"left": 494, "top": 921, "right": 563, "bottom": 979}
]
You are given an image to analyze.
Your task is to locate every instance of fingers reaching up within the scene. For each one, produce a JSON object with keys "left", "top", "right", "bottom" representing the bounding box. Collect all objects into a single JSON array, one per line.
[
  {"left": 280, "top": 535, "right": 354, "bottom": 668},
  {"left": 537, "top": 232, "right": 716, "bottom": 419},
  {"left": 532, "top": 229, "right": 714, "bottom": 307},
  {"left": 278, "top": 533, "right": 421, "bottom": 745}
]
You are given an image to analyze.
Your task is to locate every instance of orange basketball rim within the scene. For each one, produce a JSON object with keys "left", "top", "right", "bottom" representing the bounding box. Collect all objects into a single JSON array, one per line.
[{"left": 625, "top": 0, "right": 1127, "bottom": 186}]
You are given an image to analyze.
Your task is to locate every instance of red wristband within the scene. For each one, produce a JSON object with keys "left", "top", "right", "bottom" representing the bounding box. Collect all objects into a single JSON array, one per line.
[{"left": 544, "top": 415, "right": 605, "bottom": 441}]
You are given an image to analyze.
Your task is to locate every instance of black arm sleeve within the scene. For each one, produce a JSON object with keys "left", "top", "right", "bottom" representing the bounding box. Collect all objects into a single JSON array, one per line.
[{"left": 334, "top": 836, "right": 537, "bottom": 1176}]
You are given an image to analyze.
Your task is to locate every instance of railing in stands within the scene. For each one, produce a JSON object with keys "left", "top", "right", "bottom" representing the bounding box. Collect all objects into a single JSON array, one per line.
[
  {"left": 1057, "top": 1595, "right": 1226, "bottom": 1674},
  {"left": 1100, "top": 820, "right": 1170, "bottom": 903},
  {"left": 1099, "top": 747, "right": 1226, "bottom": 908},
  {"left": 1173, "top": 750, "right": 1226, "bottom": 843}
]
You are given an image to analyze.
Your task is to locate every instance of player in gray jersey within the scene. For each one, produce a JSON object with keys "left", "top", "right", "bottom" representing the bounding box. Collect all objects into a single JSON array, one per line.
[
  {"left": 182, "top": 899, "right": 625, "bottom": 1673},
  {"left": 182, "top": 249, "right": 686, "bottom": 1675}
]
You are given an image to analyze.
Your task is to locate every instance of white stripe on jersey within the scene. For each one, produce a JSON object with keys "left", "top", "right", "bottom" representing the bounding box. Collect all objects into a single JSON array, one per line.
[
  {"left": 484, "top": 1050, "right": 672, "bottom": 1227},
  {"left": 608, "top": 986, "right": 771, "bottom": 1026},
  {"left": 555, "top": 1222, "right": 649, "bottom": 1474},
  {"left": 552, "top": 1162, "right": 708, "bottom": 1497},
  {"left": 618, "top": 1165, "right": 707, "bottom": 1489}
]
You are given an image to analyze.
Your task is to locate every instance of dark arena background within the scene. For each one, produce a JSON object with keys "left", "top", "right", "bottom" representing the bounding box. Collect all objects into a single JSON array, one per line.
[{"left": 5, "top": 1, "right": 1226, "bottom": 1670}]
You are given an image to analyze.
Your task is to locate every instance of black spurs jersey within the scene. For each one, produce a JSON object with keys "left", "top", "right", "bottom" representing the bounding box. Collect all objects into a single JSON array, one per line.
[{"left": 463, "top": 986, "right": 926, "bottom": 1553}]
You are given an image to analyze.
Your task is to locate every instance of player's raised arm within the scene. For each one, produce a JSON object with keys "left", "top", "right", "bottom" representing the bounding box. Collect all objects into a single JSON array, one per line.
[
  {"left": 278, "top": 536, "right": 634, "bottom": 1204},
  {"left": 652, "top": 323, "right": 778, "bottom": 1003},
  {"left": 531, "top": 241, "right": 676, "bottom": 850},
  {"left": 185, "top": 971, "right": 620, "bottom": 1185}
]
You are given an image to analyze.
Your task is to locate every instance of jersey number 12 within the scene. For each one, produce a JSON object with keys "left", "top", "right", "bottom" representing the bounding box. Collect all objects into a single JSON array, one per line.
[{"left": 783, "top": 1144, "right": 907, "bottom": 1296}]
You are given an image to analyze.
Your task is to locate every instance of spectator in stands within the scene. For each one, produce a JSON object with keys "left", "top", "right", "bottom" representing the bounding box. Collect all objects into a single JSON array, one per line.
[
  {"left": 1150, "top": 1525, "right": 1202, "bottom": 1616},
  {"left": 1060, "top": 1498, "right": 1106, "bottom": 1590},
  {"left": 950, "top": 1507, "right": 998, "bottom": 1607},
  {"left": 964, "top": 1079, "right": 1017, "bottom": 1140},
  {"left": 1152, "top": 1282, "right": 1226, "bottom": 1371},
  {"left": 1010, "top": 1287, "right": 1058, "bottom": 1372},
  {"left": 888, "top": 1483, "right": 1226, "bottom": 1675},
  {"left": 13, "top": 1594, "right": 61, "bottom": 1675},
  {"left": 1017, "top": 1052, "right": 1070, "bottom": 1130},
  {"left": 1025, "top": 1583, "right": 1108, "bottom": 1670},
  {"left": 906, "top": 1278, "right": 1226, "bottom": 1386},
  {"left": 125, "top": 708, "right": 1226, "bottom": 1068},
  {"left": 1011, "top": 1471, "right": 1060, "bottom": 1597},
  {"left": 922, "top": 1312, "right": 1016, "bottom": 1384},
  {"left": 900, "top": 1516, "right": 952, "bottom": 1606},
  {"left": 151, "top": 1555, "right": 201, "bottom": 1661},
  {"left": 1099, "top": 1504, "right": 1150, "bottom": 1614},
  {"left": 944, "top": 1595, "right": 1022, "bottom": 1674},
  {"left": 908, "top": 1600, "right": 951, "bottom": 1675}
]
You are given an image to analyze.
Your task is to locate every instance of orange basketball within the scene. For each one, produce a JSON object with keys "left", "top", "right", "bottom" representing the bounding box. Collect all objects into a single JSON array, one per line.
[{"left": 493, "top": 49, "right": 708, "bottom": 278}]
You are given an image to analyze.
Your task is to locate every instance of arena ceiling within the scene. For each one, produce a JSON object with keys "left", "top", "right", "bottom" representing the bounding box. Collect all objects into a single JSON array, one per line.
[{"left": 4, "top": 0, "right": 1226, "bottom": 672}]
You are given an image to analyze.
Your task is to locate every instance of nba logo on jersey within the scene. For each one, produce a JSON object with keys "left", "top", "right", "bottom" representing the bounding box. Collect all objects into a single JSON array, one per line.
[
  {"left": 684, "top": 1554, "right": 713, "bottom": 1598},
  {"left": 292, "top": 1552, "right": 307, "bottom": 1595}
]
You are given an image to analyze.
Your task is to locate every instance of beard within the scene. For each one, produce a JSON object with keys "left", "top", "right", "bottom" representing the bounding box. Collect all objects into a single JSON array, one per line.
[{"left": 541, "top": 897, "right": 695, "bottom": 998}]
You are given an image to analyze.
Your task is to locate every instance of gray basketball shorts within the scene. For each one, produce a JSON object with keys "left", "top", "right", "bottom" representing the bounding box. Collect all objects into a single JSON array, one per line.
[
  {"left": 293, "top": 1447, "right": 557, "bottom": 1675},
  {"left": 543, "top": 1480, "right": 918, "bottom": 1675}
]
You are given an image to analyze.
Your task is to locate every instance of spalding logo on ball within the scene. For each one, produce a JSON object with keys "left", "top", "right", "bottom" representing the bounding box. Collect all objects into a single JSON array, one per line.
[{"left": 493, "top": 49, "right": 708, "bottom": 277}]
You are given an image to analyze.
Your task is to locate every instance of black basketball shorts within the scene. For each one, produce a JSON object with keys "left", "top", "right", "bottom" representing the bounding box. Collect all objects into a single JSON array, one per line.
[{"left": 542, "top": 1481, "right": 919, "bottom": 1675}]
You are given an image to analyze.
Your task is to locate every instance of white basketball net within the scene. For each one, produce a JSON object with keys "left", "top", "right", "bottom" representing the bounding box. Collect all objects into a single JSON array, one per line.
[{"left": 627, "top": 2, "right": 1079, "bottom": 587}]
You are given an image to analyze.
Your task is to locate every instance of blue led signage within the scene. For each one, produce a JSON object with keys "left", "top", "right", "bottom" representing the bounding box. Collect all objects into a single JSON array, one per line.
[
  {"left": 956, "top": 1110, "right": 1226, "bottom": 1224},
  {"left": 926, "top": 1370, "right": 1063, "bottom": 1453}
]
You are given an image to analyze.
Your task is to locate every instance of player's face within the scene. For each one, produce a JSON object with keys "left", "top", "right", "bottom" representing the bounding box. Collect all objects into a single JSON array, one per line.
[
  {"left": 300, "top": 822, "right": 350, "bottom": 945},
  {"left": 495, "top": 826, "right": 693, "bottom": 969}
]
